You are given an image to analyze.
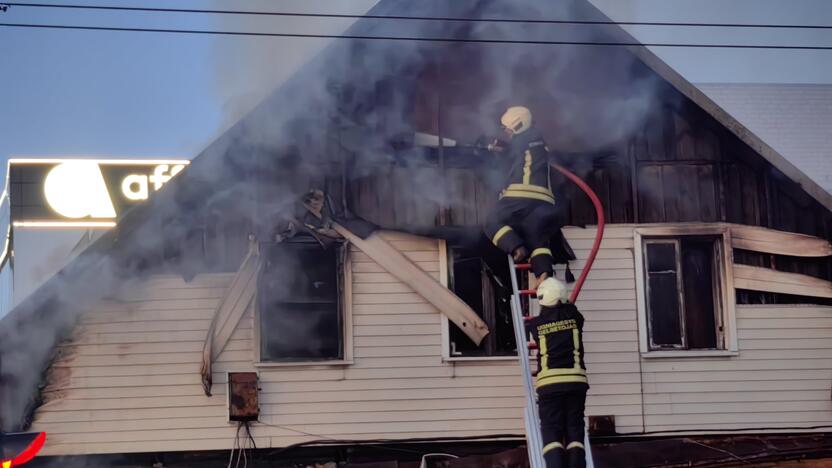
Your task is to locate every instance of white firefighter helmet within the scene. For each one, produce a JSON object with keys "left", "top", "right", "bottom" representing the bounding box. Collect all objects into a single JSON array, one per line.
[
  {"left": 500, "top": 106, "right": 532, "bottom": 135},
  {"left": 537, "top": 277, "right": 568, "bottom": 307}
]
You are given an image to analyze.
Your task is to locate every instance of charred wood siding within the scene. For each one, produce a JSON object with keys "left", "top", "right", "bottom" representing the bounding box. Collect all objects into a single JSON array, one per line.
[{"left": 346, "top": 75, "right": 830, "bottom": 284}]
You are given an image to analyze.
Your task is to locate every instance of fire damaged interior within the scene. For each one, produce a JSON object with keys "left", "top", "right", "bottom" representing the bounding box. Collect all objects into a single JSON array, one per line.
[{"left": 1, "top": 0, "right": 831, "bottom": 466}]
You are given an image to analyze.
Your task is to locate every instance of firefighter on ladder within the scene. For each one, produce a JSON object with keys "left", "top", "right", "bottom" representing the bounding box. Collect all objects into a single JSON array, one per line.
[
  {"left": 529, "top": 277, "right": 589, "bottom": 468},
  {"left": 483, "top": 106, "right": 561, "bottom": 283}
]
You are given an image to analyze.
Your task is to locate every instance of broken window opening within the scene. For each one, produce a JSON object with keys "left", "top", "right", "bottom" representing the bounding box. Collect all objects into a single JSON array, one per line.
[
  {"left": 643, "top": 235, "right": 724, "bottom": 351},
  {"left": 258, "top": 237, "right": 345, "bottom": 362},
  {"left": 447, "top": 245, "right": 516, "bottom": 357}
]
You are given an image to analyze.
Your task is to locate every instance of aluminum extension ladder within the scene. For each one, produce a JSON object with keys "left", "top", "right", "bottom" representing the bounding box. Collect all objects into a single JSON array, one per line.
[{"left": 508, "top": 256, "right": 594, "bottom": 468}]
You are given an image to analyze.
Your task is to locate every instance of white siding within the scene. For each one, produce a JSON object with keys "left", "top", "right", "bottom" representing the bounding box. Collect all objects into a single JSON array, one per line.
[
  {"left": 641, "top": 304, "right": 832, "bottom": 432},
  {"left": 29, "top": 227, "right": 832, "bottom": 455},
  {"left": 559, "top": 226, "right": 644, "bottom": 432},
  {"left": 31, "top": 233, "right": 528, "bottom": 455}
]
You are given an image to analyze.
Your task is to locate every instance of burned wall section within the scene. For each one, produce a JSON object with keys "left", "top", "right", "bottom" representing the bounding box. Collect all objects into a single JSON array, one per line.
[{"left": 339, "top": 24, "right": 830, "bottom": 297}]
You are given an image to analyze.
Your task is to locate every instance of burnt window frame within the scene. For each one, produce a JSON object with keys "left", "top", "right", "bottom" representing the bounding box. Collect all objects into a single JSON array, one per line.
[
  {"left": 439, "top": 242, "right": 518, "bottom": 361},
  {"left": 254, "top": 237, "right": 353, "bottom": 366},
  {"left": 634, "top": 226, "right": 738, "bottom": 357}
]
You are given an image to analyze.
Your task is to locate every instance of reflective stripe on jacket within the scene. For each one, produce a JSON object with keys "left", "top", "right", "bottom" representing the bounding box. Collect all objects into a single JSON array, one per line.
[
  {"left": 527, "top": 303, "right": 589, "bottom": 392},
  {"left": 500, "top": 129, "right": 554, "bottom": 205}
]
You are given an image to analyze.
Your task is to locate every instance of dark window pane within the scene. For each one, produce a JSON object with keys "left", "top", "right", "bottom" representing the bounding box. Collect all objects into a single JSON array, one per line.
[
  {"left": 260, "top": 302, "right": 341, "bottom": 360},
  {"left": 646, "top": 243, "right": 677, "bottom": 272},
  {"left": 645, "top": 242, "right": 682, "bottom": 348},
  {"left": 264, "top": 243, "right": 338, "bottom": 303},
  {"left": 647, "top": 272, "right": 683, "bottom": 347},
  {"left": 681, "top": 239, "right": 718, "bottom": 349},
  {"left": 258, "top": 239, "right": 342, "bottom": 361},
  {"left": 448, "top": 248, "right": 515, "bottom": 356}
]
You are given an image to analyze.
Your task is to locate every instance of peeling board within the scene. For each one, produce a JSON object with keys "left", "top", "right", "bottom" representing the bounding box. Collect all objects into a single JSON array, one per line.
[
  {"left": 733, "top": 264, "right": 832, "bottom": 299},
  {"left": 731, "top": 225, "right": 832, "bottom": 257},
  {"left": 334, "top": 225, "right": 489, "bottom": 344},
  {"left": 200, "top": 247, "right": 260, "bottom": 395}
]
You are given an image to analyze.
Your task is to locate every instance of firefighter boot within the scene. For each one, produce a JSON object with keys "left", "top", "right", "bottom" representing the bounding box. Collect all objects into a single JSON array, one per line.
[
  {"left": 512, "top": 246, "right": 529, "bottom": 262},
  {"left": 566, "top": 442, "right": 586, "bottom": 468},
  {"left": 543, "top": 442, "right": 566, "bottom": 468}
]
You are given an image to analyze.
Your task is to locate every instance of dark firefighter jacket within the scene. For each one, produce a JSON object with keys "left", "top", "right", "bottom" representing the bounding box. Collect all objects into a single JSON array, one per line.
[
  {"left": 527, "top": 302, "right": 589, "bottom": 394},
  {"left": 500, "top": 127, "right": 554, "bottom": 205}
]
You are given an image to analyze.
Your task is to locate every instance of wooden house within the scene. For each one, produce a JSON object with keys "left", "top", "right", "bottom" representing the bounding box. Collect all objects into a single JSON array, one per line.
[{"left": 1, "top": 0, "right": 830, "bottom": 466}]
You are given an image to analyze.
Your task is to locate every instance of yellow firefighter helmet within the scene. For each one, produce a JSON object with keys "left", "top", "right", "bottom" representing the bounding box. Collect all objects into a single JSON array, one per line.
[
  {"left": 537, "top": 277, "right": 568, "bottom": 307},
  {"left": 500, "top": 106, "right": 532, "bottom": 135}
]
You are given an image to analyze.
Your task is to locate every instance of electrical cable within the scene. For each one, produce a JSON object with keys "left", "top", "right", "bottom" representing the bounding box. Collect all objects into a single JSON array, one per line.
[
  {"left": 256, "top": 420, "right": 524, "bottom": 457},
  {"left": 0, "top": 22, "right": 831, "bottom": 50},
  {"left": 226, "top": 422, "right": 241, "bottom": 468},
  {"left": 235, "top": 422, "right": 244, "bottom": 468},
  {"left": 245, "top": 421, "right": 257, "bottom": 451},
  {"left": 613, "top": 424, "right": 832, "bottom": 437},
  {"left": 257, "top": 420, "right": 428, "bottom": 456},
  {"left": 4, "top": 2, "right": 832, "bottom": 30},
  {"left": 244, "top": 421, "right": 256, "bottom": 467},
  {"left": 242, "top": 432, "right": 248, "bottom": 468},
  {"left": 683, "top": 438, "right": 751, "bottom": 465}
]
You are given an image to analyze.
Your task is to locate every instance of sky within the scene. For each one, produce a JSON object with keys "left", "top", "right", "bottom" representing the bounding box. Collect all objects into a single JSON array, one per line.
[
  {"left": 591, "top": 0, "right": 832, "bottom": 84},
  {"left": 1, "top": 0, "right": 830, "bottom": 165},
  {"left": 0, "top": 0, "right": 830, "bottom": 314}
]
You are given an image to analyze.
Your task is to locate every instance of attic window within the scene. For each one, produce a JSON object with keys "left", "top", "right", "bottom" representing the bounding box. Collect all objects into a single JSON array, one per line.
[
  {"left": 635, "top": 227, "right": 738, "bottom": 356},
  {"left": 257, "top": 238, "right": 345, "bottom": 362}
]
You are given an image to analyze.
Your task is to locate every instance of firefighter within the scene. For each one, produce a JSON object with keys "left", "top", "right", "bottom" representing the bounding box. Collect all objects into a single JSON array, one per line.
[
  {"left": 482, "top": 106, "right": 560, "bottom": 280},
  {"left": 528, "top": 277, "right": 589, "bottom": 468}
]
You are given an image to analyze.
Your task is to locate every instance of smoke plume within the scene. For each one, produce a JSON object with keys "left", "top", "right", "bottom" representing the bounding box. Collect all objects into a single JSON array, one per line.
[{"left": 1, "top": 0, "right": 664, "bottom": 452}]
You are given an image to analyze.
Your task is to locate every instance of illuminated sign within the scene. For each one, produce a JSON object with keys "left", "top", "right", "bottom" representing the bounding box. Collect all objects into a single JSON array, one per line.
[
  {"left": 6, "top": 159, "right": 189, "bottom": 228},
  {"left": 1, "top": 432, "right": 46, "bottom": 467}
]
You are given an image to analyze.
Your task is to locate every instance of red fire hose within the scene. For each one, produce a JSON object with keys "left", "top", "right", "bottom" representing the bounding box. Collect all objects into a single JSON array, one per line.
[{"left": 551, "top": 164, "right": 606, "bottom": 304}]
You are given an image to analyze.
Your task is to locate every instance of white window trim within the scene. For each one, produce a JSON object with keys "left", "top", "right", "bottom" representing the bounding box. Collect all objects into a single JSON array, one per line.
[
  {"left": 253, "top": 242, "right": 354, "bottom": 367},
  {"left": 634, "top": 225, "right": 738, "bottom": 358},
  {"left": 439, "top": 240, "right": 519, "bottom": 362}
]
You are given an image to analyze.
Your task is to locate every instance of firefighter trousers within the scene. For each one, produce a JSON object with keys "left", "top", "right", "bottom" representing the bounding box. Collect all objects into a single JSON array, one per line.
[
  {"left": 483, "top": 197, "right": 560, "bottom": 277},
  {"left": 538, "top": 389, "right": 587, "bottom": 468}
]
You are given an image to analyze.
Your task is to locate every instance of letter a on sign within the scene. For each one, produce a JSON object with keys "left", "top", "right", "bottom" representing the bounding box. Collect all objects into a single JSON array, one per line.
[{"left": 43, "top": 162, "right": 116, "bottom": 219}]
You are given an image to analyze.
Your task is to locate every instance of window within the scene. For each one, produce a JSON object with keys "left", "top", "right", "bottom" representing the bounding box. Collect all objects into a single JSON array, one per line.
[
  {"left": 635, "top": 227, "right": 737, "bottom": 356},
  {"left": 443, "top": 244, "right": 517, "bottom": 358},
  {"left": 257, "top": 238, "right": 347, "bottom": 363}
]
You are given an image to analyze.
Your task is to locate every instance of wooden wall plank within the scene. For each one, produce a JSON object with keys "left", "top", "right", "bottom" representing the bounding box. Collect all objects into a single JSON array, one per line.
[
  {"left": 730, "top": 225, "right": 832, "bottom": 257},
  {"left": 733, "top": 264, "right": 832, "bottom": 299}
]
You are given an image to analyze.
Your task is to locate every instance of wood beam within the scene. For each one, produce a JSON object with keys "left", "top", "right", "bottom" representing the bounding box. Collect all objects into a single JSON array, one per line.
[
  {"left": 733, "top": 264, "right": 832, "bottom": 299},
  {"left": 200, "top": 244, "right": 260, "bottom": 395},
  {"left": 730, "top": 225, "right": 832, "bottom": 258},
  {"left": 334, "top": 223, "right": 490, "bottom": 345},
  {"left": 634, "top": 222, "right": 831, "bottom": 257}
]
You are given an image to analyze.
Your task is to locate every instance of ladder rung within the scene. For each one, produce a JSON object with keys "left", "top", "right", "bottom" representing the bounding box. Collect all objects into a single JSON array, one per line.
[
  {"left": 519, "top": 289, "right": 536, "bottom": 296},
  {"left": 514, "top": 263, "right": 532, "bottom": 270}
]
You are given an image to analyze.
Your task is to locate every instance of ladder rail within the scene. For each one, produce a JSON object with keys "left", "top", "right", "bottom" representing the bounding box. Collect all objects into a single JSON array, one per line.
[{"left": 508, "top": 256, "right": 545, "bottom": 468}]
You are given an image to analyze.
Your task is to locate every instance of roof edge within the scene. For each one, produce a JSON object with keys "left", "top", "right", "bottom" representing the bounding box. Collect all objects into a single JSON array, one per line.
[{"left": 579, "top": 1, "right": 832, "bottom": 212}]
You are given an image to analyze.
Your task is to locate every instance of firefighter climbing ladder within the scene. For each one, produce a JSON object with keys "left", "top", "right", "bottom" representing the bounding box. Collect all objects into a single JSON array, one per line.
[
  {"left": 509, "top": 163, "right": 606, "bottom": 468},
  {"left": 508, "top": 257, "right": 595, "bottom": 468}
]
